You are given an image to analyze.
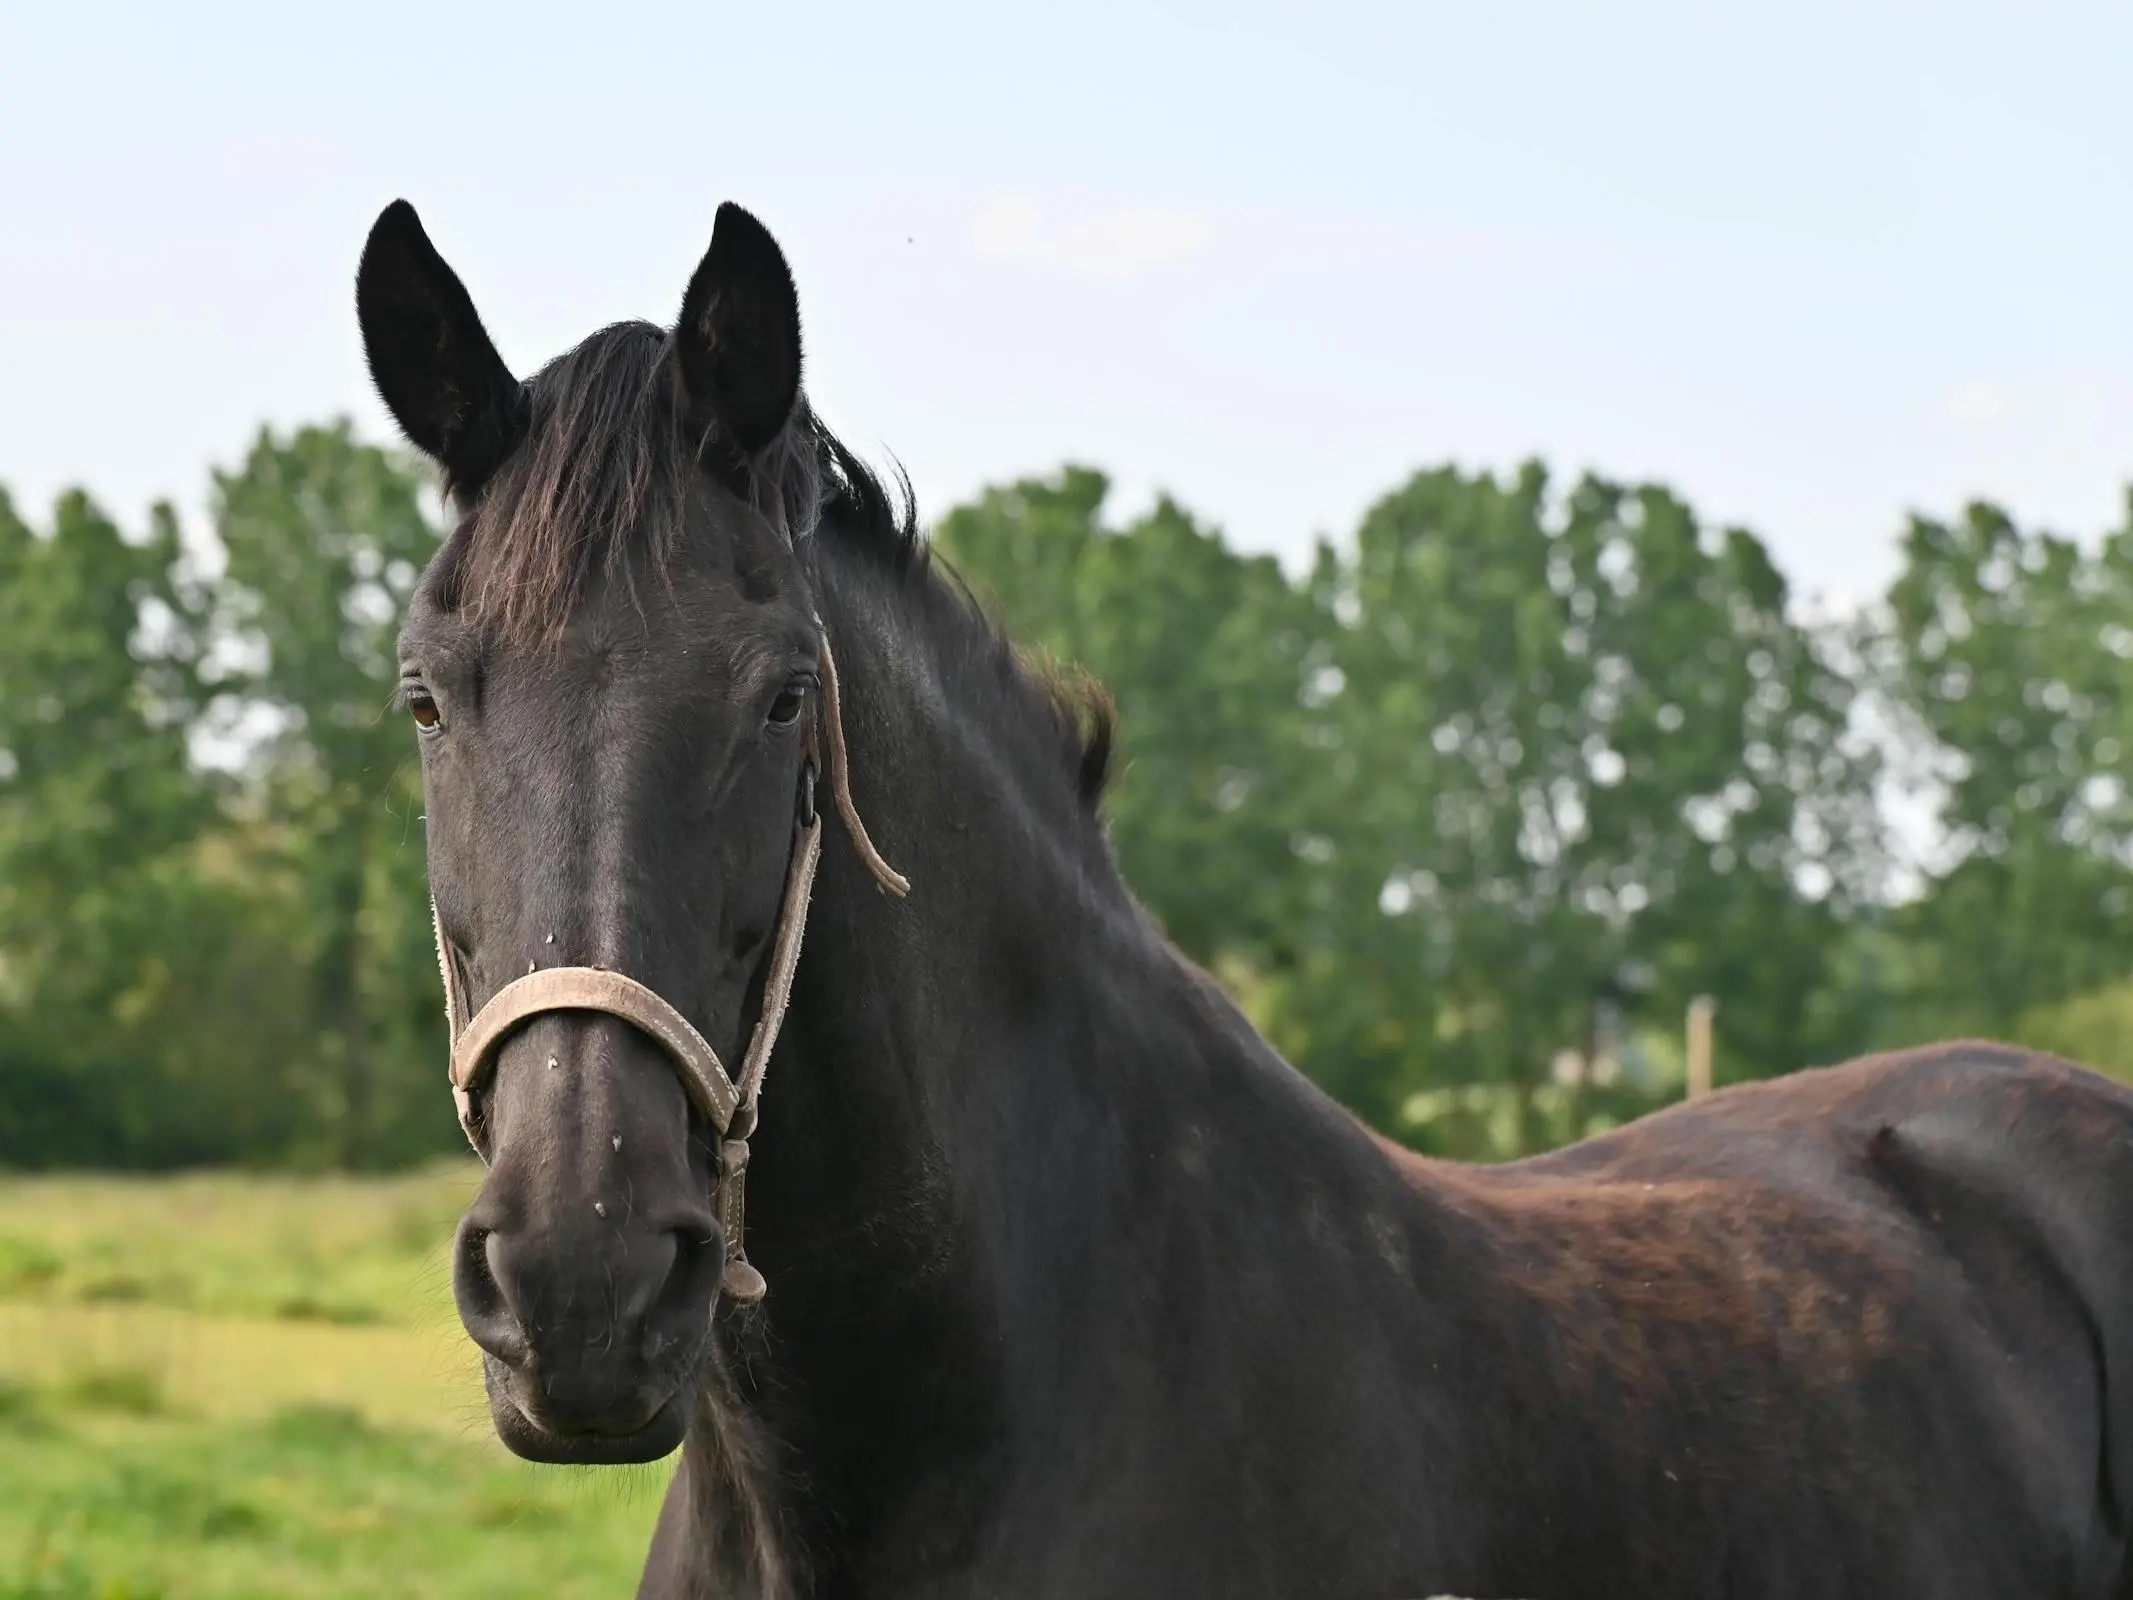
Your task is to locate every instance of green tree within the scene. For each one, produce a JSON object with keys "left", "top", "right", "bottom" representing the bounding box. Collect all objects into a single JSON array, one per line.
[
  {"left": 1872, "top": 497, "right": 2133, "bottom": 1040},
  {"left": 1289, "top": 465, "right": 1880, "bottom": 1140},
  {"left": 18, "top": 425, "right": 2133, "bottom": 1173},
  {"left": 0, "top": 488, "right": 276, "bottom": 1164},
  {"left": 936, "top": 468, "right": 1331, "bottom": 973},
  {"left": 208, "top": 424, "right": 447, "bottom": 1166}
]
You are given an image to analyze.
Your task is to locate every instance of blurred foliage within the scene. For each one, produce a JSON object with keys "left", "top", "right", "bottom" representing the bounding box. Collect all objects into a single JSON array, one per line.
[
  {"left": 936, "top": 471, "right": 1325, "bottom": 970},
  {"left": 1868, "top": 496, "right": 2133, "bottom": 1040},
  {"left": 6, "top": 427, "right": 2133, "bottom": 1168},
  {"left": 941, "top": 464, "right": 1890, "bottom": 1145}
]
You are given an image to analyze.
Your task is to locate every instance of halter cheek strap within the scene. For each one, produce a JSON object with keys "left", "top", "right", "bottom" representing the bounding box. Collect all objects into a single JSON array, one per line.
[{"left": 431, "top": 630, "right": 905, "bottom": 1308}]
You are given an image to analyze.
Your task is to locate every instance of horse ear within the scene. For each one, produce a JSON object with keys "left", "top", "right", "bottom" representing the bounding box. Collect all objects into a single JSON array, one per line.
[
  {"left": 675, "top": 203, "right": 803, "bottom": 456},
  {"left": 356, "top": 200, "right": 525, "bottom": 498}
]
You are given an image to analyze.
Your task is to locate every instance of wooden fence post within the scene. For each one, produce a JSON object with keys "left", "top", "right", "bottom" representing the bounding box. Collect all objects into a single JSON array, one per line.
[{"left": 1686, "top": 996, "right": 1716, "bottom": 1100}]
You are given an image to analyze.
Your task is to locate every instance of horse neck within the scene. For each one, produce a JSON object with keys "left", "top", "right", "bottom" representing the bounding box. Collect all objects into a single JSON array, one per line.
[
  {"left": 709, "top": 552, "right": 1244, "bottom": 1537},
  {"left": 742, "top": 550, "right": 1134, "bottom": 1308},
  {"left": 693, "top": 547, "right": 1486, "bottom": 1589}
]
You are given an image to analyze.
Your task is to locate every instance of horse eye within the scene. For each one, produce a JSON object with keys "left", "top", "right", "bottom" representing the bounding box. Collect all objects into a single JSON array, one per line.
[
  {"left": 767, "top": 677, "right": 812, "bottom": 729},
  {"left": 406, "top": 685, "right": 442, "bottom": 731}
]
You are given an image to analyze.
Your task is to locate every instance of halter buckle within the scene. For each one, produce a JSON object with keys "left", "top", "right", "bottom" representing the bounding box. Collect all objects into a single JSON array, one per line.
[{"left": 716, "top": 1138, "right": 767, "bottom": 1305}]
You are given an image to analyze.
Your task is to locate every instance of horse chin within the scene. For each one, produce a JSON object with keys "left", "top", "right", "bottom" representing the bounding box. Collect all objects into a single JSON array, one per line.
[{"left": 484, "top": 1362, "right": 690, "bottom": 1466}]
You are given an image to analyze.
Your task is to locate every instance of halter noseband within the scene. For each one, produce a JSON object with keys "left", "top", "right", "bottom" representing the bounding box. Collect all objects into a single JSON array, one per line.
[{"left": 430, "top": 626, "right": 908, "bottom": 1306}]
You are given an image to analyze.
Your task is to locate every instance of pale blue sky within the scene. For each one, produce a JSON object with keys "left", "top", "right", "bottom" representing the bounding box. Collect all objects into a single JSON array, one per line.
[{"left": 4, "top": 0, "right": 2129, "bottom": 604}]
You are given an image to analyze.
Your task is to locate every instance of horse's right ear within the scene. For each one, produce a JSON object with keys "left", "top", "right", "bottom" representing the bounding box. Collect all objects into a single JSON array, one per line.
[
  {"left": 674, "top": 202, "right": 803, "bottom": 457},
  {"left": 356, "top": 201, "right": 525, "bottom": 499}
]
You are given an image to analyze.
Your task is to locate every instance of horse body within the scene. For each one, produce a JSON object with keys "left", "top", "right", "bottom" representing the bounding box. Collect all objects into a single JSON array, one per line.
[
  {"left": 352, "top": 199, "right": 2133, "bottom": 1598},
  {"left": 641, "top": 539, "right": 2133, "bottom": 1599}
]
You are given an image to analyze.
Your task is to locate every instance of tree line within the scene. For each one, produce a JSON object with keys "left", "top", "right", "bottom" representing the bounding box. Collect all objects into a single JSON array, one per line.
[{"left": 4, "top": 424, "right": 2131, "bottom": 1169}]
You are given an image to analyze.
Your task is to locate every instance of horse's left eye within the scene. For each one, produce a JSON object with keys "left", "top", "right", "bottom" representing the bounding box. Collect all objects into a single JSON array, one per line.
[
  {"left": 767, "top": 677, "right": 812, "bottom": 729},
  {"left": 406, "top": 685, "right": 442, "bottom": 730}
]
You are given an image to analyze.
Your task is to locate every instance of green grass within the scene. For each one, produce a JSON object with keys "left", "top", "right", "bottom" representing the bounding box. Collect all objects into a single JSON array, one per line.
[
  {"left": 0, "top": 1165, "right": 478, "bottom": 1325},
  {"left": 0, "top": 1390, "right": 669, "bottom": 1598},
  {"left": 0, "top": 1169, "right": 671, "bottom": 1596}
]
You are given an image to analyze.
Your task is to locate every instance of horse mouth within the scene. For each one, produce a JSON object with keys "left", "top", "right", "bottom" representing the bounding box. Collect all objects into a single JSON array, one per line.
[{"left": 483, "top": 1360, "right": 689, "bottom": 1466}]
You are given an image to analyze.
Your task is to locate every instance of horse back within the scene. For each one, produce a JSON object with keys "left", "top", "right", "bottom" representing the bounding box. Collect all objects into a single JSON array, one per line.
[{"left": 1415, "top": 1041, "right": 2133, "bottom": 1596}]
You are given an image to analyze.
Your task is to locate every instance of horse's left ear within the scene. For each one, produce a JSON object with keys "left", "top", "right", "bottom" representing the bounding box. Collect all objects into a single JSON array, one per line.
[
  {"left": 356, "top": 201, "right": 525, "bottom": 499},
  {"left": 675, "top": 203, "right": 803, "bottom": 456}
]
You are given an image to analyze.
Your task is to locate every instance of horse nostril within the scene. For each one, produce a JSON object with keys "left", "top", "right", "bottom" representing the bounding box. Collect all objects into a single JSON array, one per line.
[
  {"left": 453, "top": 1220, "right": 531, "bottom": 1368},
  {"left": 643, "top": 1222, "right": 726, "bottom": 1359}
]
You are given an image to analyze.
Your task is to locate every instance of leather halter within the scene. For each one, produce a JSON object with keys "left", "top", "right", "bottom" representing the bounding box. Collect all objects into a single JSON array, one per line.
[{"left": 430, "top": 628, "right": 907, "bottom": 1306}]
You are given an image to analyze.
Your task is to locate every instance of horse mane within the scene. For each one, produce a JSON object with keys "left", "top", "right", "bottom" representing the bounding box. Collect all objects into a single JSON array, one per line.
[{"left": 453, "top": 320, "right": 1112, "bottom": 807}]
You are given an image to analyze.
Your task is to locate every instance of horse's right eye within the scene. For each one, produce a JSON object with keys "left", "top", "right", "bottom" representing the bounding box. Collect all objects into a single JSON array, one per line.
[{"left": 767, "top": 675, "right": 814, "bottom": 731}]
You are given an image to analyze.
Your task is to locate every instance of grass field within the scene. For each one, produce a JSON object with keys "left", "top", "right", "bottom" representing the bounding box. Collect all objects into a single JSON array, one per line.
[{"left": 0, "top": 1165, "right": 672, "bottom": 1598}]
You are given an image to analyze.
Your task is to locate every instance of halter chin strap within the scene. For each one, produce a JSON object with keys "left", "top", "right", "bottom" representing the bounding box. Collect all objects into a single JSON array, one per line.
[{"left": 430, "top": 627, "right": 906, "bottom": 1308}]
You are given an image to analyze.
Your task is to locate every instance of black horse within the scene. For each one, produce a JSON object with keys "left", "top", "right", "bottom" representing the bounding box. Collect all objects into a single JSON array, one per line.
[{"left": 358, "top": 198, "right": 2133, "bottom": 1598}]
